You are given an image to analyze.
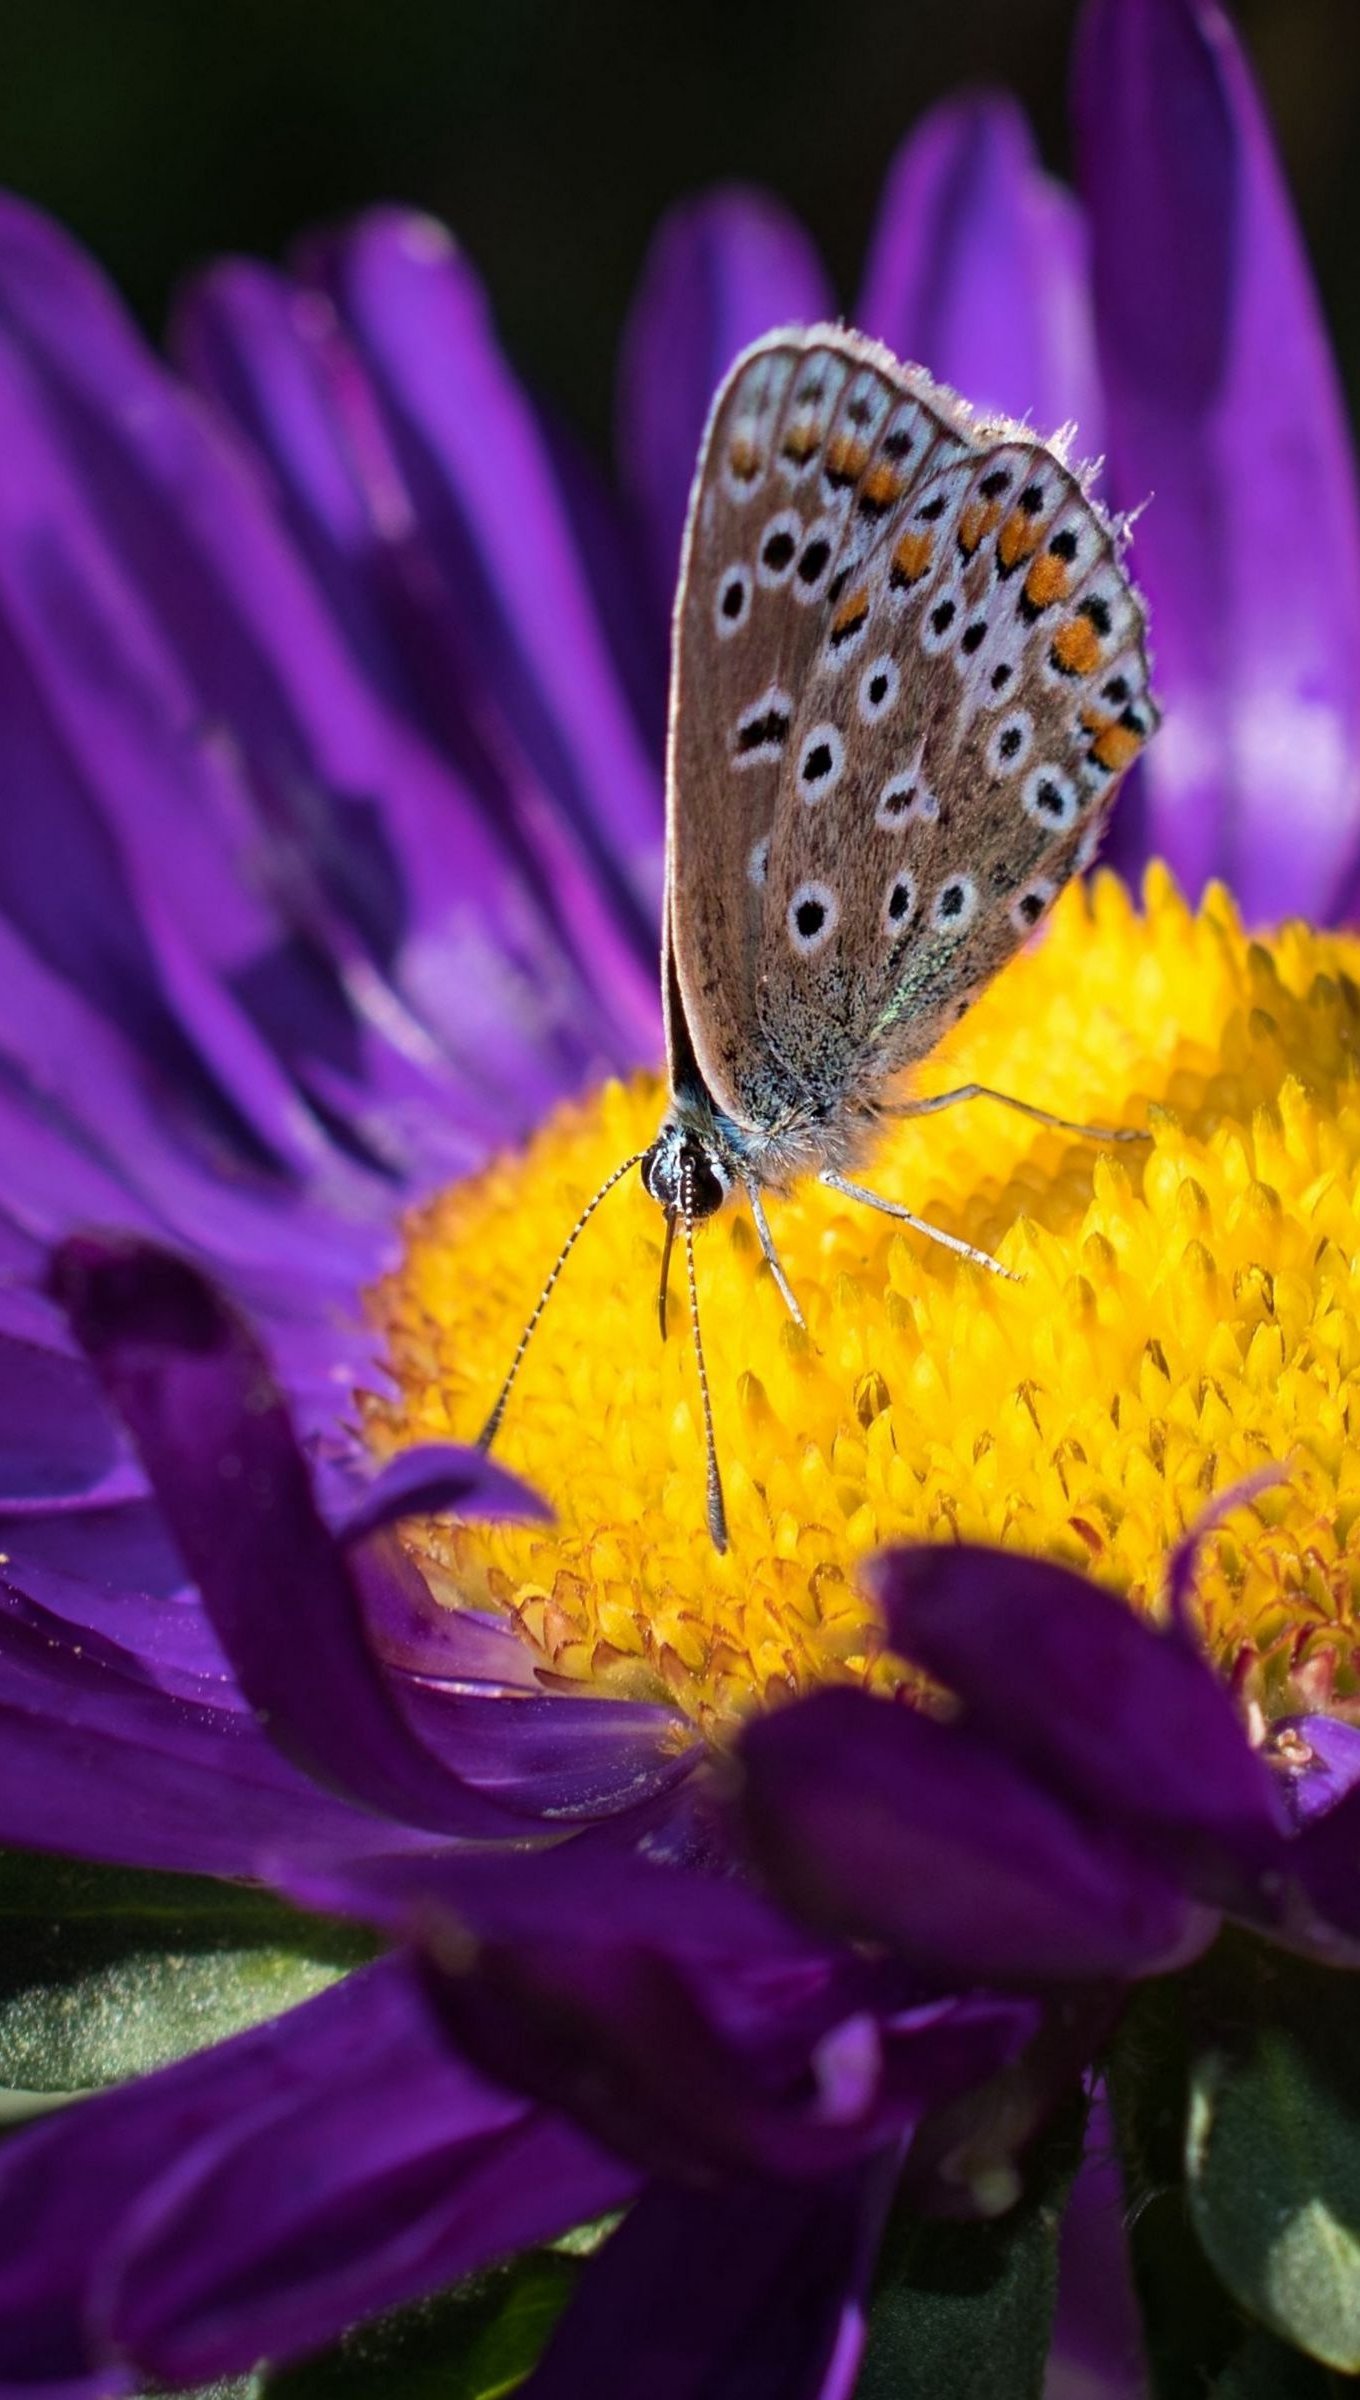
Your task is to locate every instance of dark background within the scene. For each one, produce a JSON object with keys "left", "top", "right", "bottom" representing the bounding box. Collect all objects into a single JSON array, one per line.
[{"left": 1, "top": 0, "right": 1355, "bottom": 452}]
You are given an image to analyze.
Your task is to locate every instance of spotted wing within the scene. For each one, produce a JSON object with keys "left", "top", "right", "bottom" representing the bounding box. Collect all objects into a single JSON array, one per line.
[
  {"left": 664, "top": 329, "right": 945, "bottom": 1127},
  {"left": 743, "top": 331, "right": 1157, "bottom": 1122}
]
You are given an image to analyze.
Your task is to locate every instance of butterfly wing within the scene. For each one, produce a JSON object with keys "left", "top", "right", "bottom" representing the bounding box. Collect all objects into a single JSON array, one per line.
[
  {"left": 665, "top": 330, "right": 892, "bottom": 1124},
  {"left": 667, "top": 326, "right": 1157, "bottom": 1138}
]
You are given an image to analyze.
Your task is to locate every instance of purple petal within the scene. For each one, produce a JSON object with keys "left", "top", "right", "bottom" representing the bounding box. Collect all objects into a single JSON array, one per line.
[
  {"left": 1044, "top": 2088, "right": 1147, "bottom": 2400},
  {"left": 1075, "top": 0, "right": 1360, "bottom": 918},
  {"left": 306, "top": 209, "right": 665, "bottom": 998},
  {"left": 740, "top": 1687, "right": 1211, "bottom": 1982},
  {"left": 0, "top": 195, "right": 591, "bottom": 1152},
  {"left": 859, "top": 94, "right": 1103, "bottom": 452},
  {"left": 523, "top": 2160, "right": 894, "bottom": 2400},
  {"left": 0, "top": 1952, "right": 635, "bottom": 2393},
  {"left": 1265, "top": 1714, "right": 1360, "bottom": 1829},
  {"left": 868, "top": 1547, "right": 1288, "bottom": 1891},
  {"left": 0, "top": 1333, "right": 122, "bottom": 1501},
  {"left": 331, "top": 1439, "right": 549, "bottom": 1544},
  {"left": 48, "top": 1235, "right": 546, "bottom": 1838},
  {"left": 172, "top": 248, "right": 657, "bottom": 1074},
  {"left": 0, "top": 1575, "right": 445, "bottom": 1874},
  {"left": 617, "top": 186, "right": 833, "bottom": 612},
  {"left": 281, "top": 1845, "right": 1037, "bottom": 2181}
]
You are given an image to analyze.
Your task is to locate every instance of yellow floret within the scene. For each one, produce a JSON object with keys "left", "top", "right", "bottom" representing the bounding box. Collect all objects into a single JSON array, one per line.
[{"left": 367, "top": 868, "right": 1360, "bottom": 1735}]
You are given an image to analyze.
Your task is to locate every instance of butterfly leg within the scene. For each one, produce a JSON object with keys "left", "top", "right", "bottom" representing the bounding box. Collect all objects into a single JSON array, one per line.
[
  {"left": 888, "top": 1084, "right": 1149, "bottom": 1144},
  {"left": 820, "top": 1170, "right": 1020, "bottom": 1282},
  {"left": 744, "top": 1181, "right": 806, "bottom": 1329}
]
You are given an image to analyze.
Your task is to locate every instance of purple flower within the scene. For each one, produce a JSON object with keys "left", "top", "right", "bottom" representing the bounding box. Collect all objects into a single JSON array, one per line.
[{"left": 0, "top": 0, "right": 1358, "bottom": 2392}]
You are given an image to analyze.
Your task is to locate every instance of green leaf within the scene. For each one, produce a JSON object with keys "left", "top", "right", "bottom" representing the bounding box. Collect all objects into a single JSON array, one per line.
[
  {"left": 265, "top": 2251, "right": 579, "bottom": 2399},
  {"left": 0, "top": 1850, "right": 376, "bottom": 2091},
  {"left": 1207, "top": 2325, "right": 1352, "bottom": 2398},
  {"left": 1107, "top": 1973, "right": 1247, "bottom": 2400},
  {"left": 1187, "top": 1944, "right": 1360, "bottom": 2374},
  {"left": 855, "top": 2098, "right": 1086, "bottom": 2400}
]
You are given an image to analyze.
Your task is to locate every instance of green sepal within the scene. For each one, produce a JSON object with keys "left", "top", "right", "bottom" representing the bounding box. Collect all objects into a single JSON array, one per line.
[
  {"left": 263, "top": 2250, "right": 579, "bottom": 2399},
  {"left": 0, "top": 1849, "right": 376, "bottom": 2093},
  {"left": 855, "top": 2095, "right": 1086, "bottom": 2399},
  {"left": 1108, "top": 1970, "right": 1246, "bottom": 2399},
  {"left": 1187, "top": 1941, "right": 1360, "bottom": 2375}
]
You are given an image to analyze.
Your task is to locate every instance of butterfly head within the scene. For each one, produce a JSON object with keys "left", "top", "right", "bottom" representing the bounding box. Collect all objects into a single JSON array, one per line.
[{"left": 641, "top": 1117, "right": 734, "bottom": 1222}]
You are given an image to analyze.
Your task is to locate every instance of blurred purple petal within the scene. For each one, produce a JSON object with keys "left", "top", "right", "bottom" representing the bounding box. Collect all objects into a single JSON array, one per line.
[
  {"left": 1075, "top": 0, "right": 1360, "bottom": 915},
  {"left": 281, "top": 1844, "right": 1041, "bottom": 2181},
  {"left": 306, "top": 209, "right": 664, "bottom": 1002},
  {"left": 741, "top": 1687, "right": 1211, "bottom": 1982},
  {"left": 172, "top": 252, "right": 657, "bottom": 1074},
  {"left": 860, "top": 94, "right": 1103, "bottom": 453},
  {"left": 50, "top": 1235, "right": 538, "bottom": 1838},
  {"left": 617, "top": 186, "right": 833, "bottom": 613},
  {"left": 0, "top": 1953, "right": 635, "bottom": 2393},
  {"left": 1043, "top": 2089, "right": 1147, "bottom": 2400},
  {"left": 523, "top": 2161, "right": 893, "bottom": 2400},
  {"left": 869, "top": 1547, "right": 1288, "bottom": 1891}
]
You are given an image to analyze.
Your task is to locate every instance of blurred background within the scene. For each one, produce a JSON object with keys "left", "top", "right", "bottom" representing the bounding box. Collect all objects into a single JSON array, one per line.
[{"left": 0, "top": 0, "right": 1354, "bottom": 450}]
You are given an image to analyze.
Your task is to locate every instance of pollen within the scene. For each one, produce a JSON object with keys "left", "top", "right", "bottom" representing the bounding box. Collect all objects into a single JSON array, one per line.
[{"left": 367, "top": 870, "right": 1360, "bottom": 1735}]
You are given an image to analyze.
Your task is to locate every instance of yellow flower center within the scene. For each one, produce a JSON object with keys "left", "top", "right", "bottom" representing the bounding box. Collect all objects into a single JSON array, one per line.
[{"left": 367, "top": 867, "right": 1360, "bottom": 1735}]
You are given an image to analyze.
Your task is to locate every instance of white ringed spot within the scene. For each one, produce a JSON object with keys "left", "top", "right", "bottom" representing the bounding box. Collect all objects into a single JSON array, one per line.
[
  {"left": 714, "top": 563, "right": 753, "bottom": 639},
  {"left": 931, "top": 875, "right": 979, "bottom": 934},
  {"left": 787, "top": 880, "right": 839, "bottom": 957},
  {"left": 798, "top": 722, "right": 845, "bottom": 802},
  {"left": 858, "top": 655, "right": 900, "bottom": 725}
]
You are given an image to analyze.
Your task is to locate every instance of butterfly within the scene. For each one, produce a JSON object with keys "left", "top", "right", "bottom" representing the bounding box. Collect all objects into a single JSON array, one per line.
[{"left": 482, "top": 326, "right": 1159, "bottom": 1548}]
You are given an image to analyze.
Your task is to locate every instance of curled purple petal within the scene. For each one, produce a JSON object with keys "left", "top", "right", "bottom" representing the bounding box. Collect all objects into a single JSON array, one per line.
[
  {"left": 1075, "top": 0, "right": 1360, "bottom": 916},
  {"left": 617, "top": 186, "right": 832, "bottom": 612},
  {"left": 48, "top": 1234, "right": 543, "bottom": 1838},
  {"left": 740, "top": 1686, "right": 1211, "bottom": 1982},
  {"left": 859, "top": 93, "right": 1103, "bottom": 451},
  {"left": 868, "top": 1547, "right": 1289, "bottom": 1888},
  {"left": 332, "top": 1439, "right": 549, "bottom": 1544}
]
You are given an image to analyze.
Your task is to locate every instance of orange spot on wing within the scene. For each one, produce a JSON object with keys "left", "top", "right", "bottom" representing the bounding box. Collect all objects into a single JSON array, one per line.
[
  {"left": 1023, "top": 554, "right": 1070, "bottom": 611},
  {"left": 1091, "top": 722, "right": 1143, "bottom": 772},
  {"left": 890, "top": 530, "right": 933, "bottom": 587},
  {"left": 728, "top": 435, "right": 762, "bottom": 482},
  {"left": 826, "top": 432, "right": 871, "bottom": 486},
  {"left": 831, "top": 586, "right": 870, "bottom": 637},
  {"left": 1053, "top": 619, "right": 1104, "bottom": 677},
  {"left": 957, "top": 499, "right": 1003, "bottom": 557},
  {"left": 998, "top": 511, "right": 1044, "bottom": 571},
  {"left": 781, "top": 421, "right": 821, "bottom": 466},
  {"left": 860, "top": 460, "right": 904, "bottom": 510}
]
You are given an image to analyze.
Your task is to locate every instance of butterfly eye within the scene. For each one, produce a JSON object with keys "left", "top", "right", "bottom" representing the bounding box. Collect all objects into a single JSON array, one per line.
[
  {"left": 1022, "top": 766, "right": 1080, "bottom": 830},
  {"left": 857, "top": 656, "right": 900, "bottom": 724}
]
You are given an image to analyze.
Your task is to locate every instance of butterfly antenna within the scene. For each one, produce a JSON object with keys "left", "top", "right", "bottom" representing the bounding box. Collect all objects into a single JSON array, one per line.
[
  {"left": 682, "top": 1160, "right": 729, "bottom": 1553},
  {"left": 478, "top": 1148, "right": 649, "bottom": 1451},
  {"left": 657, "top": 1207, "right": 678, "bottom": 1341}
]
